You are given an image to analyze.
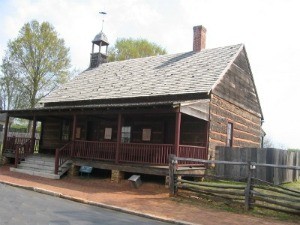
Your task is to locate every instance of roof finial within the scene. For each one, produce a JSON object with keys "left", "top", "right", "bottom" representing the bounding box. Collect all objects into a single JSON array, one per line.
[{"left": 99, "top": 11, "right": 107, "bottom": 32}]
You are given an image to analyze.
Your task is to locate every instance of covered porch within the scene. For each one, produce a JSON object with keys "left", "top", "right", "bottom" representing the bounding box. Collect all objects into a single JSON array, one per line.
[{"left": 1, "top": 100, "right": 209, "bottom": 177}]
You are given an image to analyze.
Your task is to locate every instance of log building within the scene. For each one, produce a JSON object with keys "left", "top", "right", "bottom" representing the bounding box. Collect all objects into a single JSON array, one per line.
[{"left": 1, "top": 25, "right": 263, "bottom": 180}]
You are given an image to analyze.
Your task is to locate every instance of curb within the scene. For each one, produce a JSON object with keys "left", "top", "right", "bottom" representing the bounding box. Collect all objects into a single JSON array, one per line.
[{"left": 0, "top": 180, "right": 197, "bottom": 225}]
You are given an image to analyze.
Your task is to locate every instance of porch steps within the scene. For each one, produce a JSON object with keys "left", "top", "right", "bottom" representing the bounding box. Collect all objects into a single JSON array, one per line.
[{"left": 10, "top": 154, "right": 72, "bottom": 179}]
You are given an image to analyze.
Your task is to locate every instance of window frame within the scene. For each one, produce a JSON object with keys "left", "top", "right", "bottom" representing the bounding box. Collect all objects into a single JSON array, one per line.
[
  {"left": 226, "top": 122, "right": 233, "bottom": 147},
  {"left": 121, "top": 126, "right": 131, "bottom": 143},
  {"left": 61, "top": 120, "right": 70, "bottom": 141}
]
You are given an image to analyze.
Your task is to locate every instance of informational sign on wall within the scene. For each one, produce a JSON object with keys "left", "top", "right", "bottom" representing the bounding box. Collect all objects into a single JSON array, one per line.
[
  {"left": 75, "top": 127, "right": 81, "bottom": 139},
  {"left": 142, "top": 128, "right": 151, "bottom": 141},
  {"left": 104, "top": 127, "right": 112, "bottom": 140}
]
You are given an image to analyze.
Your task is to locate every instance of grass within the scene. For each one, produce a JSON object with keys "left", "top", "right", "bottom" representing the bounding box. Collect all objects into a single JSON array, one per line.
[
  {"left": 175, "top": 179, "right": 300, "bottom": 223},
  {"left": 282, "top": 180, "right": 300, "bottom": 191}
]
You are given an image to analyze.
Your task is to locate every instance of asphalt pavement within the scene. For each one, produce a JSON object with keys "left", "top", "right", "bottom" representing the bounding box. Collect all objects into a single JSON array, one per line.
[{"left": 0, "top": 183, "right": 172, "bottom": 225}]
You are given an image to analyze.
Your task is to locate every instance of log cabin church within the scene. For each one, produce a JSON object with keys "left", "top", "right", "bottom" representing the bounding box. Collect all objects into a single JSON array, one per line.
[{"left": 1, "top": 25, "right": 263, "bottom": 181}]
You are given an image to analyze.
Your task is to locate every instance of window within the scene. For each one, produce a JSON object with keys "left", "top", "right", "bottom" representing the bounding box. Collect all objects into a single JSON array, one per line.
[
  {"left": 61, "top": 120, "right": 70, "bottom": 141},
  {"left": 226, "top": 122, "right": 233, "bottom": 147},
  {"left": 121, "top": 126, "right": 131, "bottom": 143}
]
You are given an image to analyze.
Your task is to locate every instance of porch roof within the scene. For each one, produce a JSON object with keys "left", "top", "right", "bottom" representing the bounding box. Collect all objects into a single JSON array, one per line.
[
  {"left": 1, "top": 100, "right": 176, "bottom": 114},
  {"left": 1, "top": 99, "right": 210, "bottom": 121}
]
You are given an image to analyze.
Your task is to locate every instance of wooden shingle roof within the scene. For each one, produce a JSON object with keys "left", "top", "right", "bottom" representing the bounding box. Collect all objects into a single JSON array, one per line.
[{"left": 42, "top": 44, "right": 243, "bottom": 104}]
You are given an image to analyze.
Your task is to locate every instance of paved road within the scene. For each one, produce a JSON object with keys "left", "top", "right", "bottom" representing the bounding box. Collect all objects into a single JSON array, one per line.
[{"left": 0, "top": 184, "right": 172, "bottom": 225}]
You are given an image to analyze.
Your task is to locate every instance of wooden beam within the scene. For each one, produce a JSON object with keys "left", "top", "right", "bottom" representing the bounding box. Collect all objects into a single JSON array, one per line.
[
  {"left": 2, "top": 114, "right": 9, "bottom": 152},
  {"left": 115, "top": 113, "right": 122, "bottom": 164},
  {"left": 205, "top": 121, "right": 210, "bottom": 159},
  {"left": 30, "top": 115, "right": 37, "bottom": 153},
  {"left": 6, "top": 107, "right": 176, "bottom": 119},
  {"left": 71, "top": 114, "right": 77, "bottom": 157},
  {"left": 72, "top": 114, "right": 77, "bottom": 141},
  {"left": 174, "top": 112, "right": 182, "bottom": 156}
]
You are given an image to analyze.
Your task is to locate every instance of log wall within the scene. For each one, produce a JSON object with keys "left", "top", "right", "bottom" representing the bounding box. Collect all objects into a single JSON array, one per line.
[
  {"left": 208, "top": 94, "right": 262, "bottom": 160},
  {"left": 181, "top": 114, "right": 207, "bottom": 147},
  {"left": 213, "top": 48, "right": 261, "bottom": 117},
  {"left": 208, "top": 48, "right": 263, "bottom": 160},
  {"left": 40, "top": 118, "right": 68, "bottom": 153}
]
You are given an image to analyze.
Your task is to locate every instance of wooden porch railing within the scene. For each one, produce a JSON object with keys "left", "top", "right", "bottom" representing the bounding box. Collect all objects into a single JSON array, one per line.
[
  {"left": 6, "top": 136, "right": 31, "bottom": 151},
  {"left": 54, "top": 141, "right": 207, "bottom": 169},
  {"left": 178, "top": 145, "right": 207, "bottom": 164},
  {"left": 74, "top": 140, "right": 117, "bottom": 161},
  {"left": 120, "top": 143, "right": 174, "bottom": 164},
  {"left": 14, "top": 139, "right": 32, "bottom": 168},
  {"left": 54, "top": 142, "right": 73, "bottom": 174}
]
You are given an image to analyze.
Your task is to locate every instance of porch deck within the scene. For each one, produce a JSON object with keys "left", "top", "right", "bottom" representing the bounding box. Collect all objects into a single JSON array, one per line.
[{"left": 3, "top": 137, "right": 208, "bottom": 178}]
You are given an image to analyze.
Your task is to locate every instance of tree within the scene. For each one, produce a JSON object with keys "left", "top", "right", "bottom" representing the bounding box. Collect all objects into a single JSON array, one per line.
[
  {"left": 108, "top": 38, "right": 167, "bottom": 62},
  {"left": 0, "top": 56, "right": 27, "bottom": 110},
  {"left": 262, "top": 135, "right": 275, "bottom": 148},
  {"left": 2, "top": 20, "right": 71, "bottom": 109}
]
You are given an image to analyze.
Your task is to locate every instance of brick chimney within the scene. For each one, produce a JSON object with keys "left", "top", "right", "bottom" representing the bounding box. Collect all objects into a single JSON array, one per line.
[{"left": 193, "top": 25, "right": 206, "bottom": 52}]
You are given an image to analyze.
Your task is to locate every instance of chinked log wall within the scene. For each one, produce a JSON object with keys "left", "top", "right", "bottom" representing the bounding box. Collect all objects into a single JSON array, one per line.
[{"left": 208, "top": 94, "right": 262, "bottom": 160}]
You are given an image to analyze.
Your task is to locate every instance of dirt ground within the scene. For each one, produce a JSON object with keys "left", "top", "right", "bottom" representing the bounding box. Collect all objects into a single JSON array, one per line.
[{"left": 0, "top": 165, "right": 298, "bottom": 225}]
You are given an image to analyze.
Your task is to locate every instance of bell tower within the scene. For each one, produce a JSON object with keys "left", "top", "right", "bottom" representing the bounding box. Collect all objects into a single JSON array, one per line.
[{"left": 89, "top": 12, "right": 109, "bottom": 69}]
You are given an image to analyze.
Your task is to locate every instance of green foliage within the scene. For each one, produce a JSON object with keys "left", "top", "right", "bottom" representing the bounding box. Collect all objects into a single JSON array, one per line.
[
  {"left": 9, "top": 123, "right": 28, "bottom": 133},
  {"left": 108, "top": 38, "right": 166, "bottom": 62},
  {"left": 0, "top": 57, "right": 26, "bottom": 110},
  {"left": 1, "top": 20, "right": 71, "bottom": 109},
  {"left": 288, "top": 148, "right": 300, "bottom": 152}
]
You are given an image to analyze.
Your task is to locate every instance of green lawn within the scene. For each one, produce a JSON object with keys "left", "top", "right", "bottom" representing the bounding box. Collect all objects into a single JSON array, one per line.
[
  {"left": 282, "top": 180, "right": 300, "bottom": 191},
  {"left": 176, "top": 179, "right": 300, "bottom": 223}
]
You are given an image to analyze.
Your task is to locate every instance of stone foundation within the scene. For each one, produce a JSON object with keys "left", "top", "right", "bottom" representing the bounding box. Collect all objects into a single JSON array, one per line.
[
  {"left": 68, "top": 164, "right": 80, "bottom": 177},
  {"left": 0, "top": 156, "right": 9, "bottom": 165},
  {"left": 165, "top": 176, "right": 170, "bottom": 188},
  {"left": 111, "top": 170, "right": 124, "bottom": 183}
]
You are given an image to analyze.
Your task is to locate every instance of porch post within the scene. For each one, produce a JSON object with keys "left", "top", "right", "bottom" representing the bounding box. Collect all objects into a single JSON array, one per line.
[
  {"left": 71, "top": 114, "right": 77, "bottom": 157},
  {"left": 115, "top": 113, "right": 122, "bottom": 164},
  {"left": 2, "top": 114, "right": 9, "bottom": 152},
  {"left": 30, "top": 115, "right": 37, "bottom": 153},
  {"left": 174, "top": 111, "right": 182, "bottom": 156},
  {"left": 205, "top": 121, "right": 210, "bottom": 160}
]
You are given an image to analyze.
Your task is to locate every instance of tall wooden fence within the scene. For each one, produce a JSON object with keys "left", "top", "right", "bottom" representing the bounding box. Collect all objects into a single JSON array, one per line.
[{"left": 216, "top": 147, "right": 300, "bottom": 184}]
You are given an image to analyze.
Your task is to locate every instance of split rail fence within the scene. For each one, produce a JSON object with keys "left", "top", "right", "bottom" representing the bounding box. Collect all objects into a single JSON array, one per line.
[{"left": 169, "top": 155, "right": 300, "bottom": 215}]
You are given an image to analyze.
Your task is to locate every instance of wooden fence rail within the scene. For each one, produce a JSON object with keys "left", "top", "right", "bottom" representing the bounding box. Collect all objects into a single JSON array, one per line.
[{"left": 169, "top": 155, "right": 300, "bottom": 215}]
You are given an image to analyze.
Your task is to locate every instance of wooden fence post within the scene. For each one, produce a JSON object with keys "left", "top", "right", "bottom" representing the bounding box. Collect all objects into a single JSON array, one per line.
[
  {"left": 169, "top": 154, "right": 178, "bottom": 196},
  {"left": 245, "top": 162, "right": 255, "bottom": 210}
]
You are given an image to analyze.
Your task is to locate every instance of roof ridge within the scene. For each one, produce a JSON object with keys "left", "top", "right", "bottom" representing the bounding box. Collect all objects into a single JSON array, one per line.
[{"left": 95, "top": 43, "right": 243, "bottom": 67}]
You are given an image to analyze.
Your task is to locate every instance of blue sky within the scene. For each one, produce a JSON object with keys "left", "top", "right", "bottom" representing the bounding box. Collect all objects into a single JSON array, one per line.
[{"left": 0, "top": 0, "right": 300, "bottom": 148}]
